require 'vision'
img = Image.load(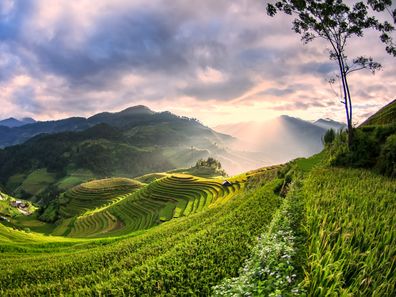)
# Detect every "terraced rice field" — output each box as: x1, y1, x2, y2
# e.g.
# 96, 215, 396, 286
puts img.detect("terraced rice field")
58, 177, 143, 218
62, 174, 245, 237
